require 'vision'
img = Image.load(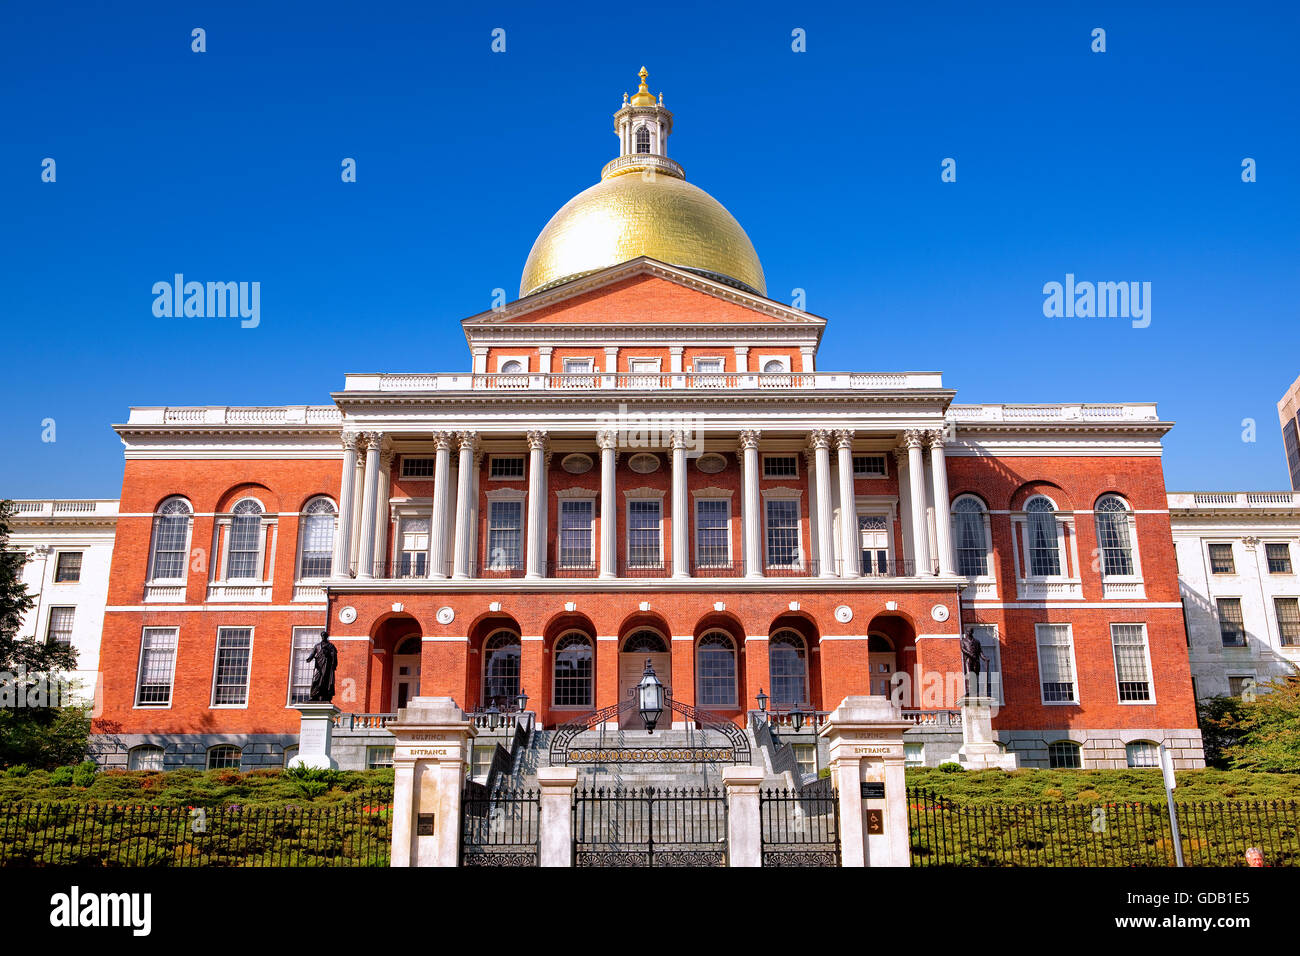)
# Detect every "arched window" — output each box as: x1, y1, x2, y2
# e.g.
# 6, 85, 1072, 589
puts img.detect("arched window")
483, 630, 521, 706
1024, 496, 1062, 576
1126, 740, 1159, 768
554, 633, 593, 707
500, 360, 523, 373
298, 497, 336, 579
149, 497, 192, 581
128, 745, 164, 771
769, 629, 809, 708
635, 125, 651, 153
226, 499, 264, 580
1047, 740, 1081, 769
206, 744, 242, 770
762, 359, 786, 373
697, 631, 737, 707
623, 630, 668, 653
1095, 495, 1135, 576
952, 495, 990, 577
